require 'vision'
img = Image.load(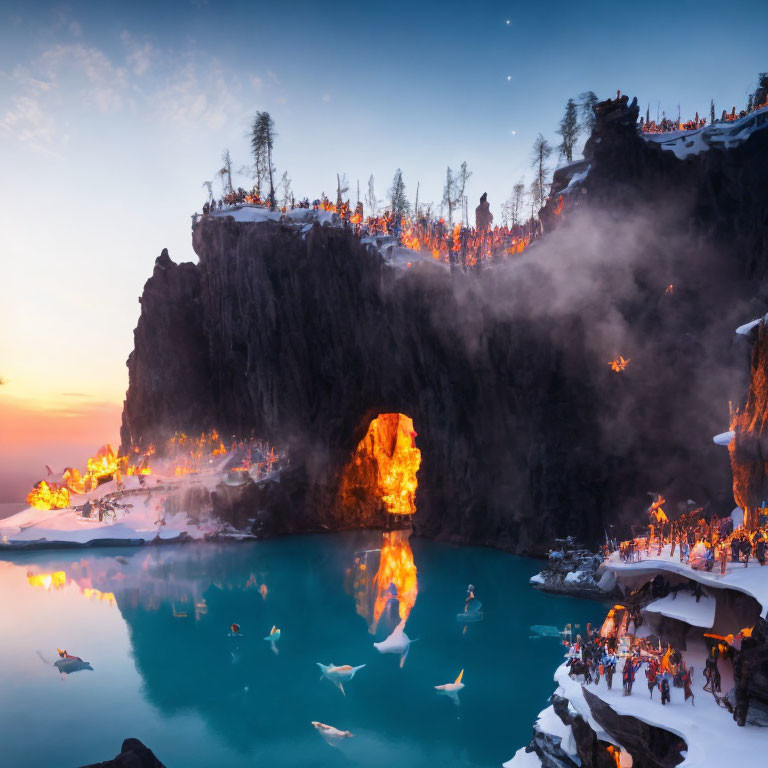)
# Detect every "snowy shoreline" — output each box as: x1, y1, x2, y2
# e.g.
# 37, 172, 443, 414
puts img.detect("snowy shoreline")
507, 546, 768, 768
